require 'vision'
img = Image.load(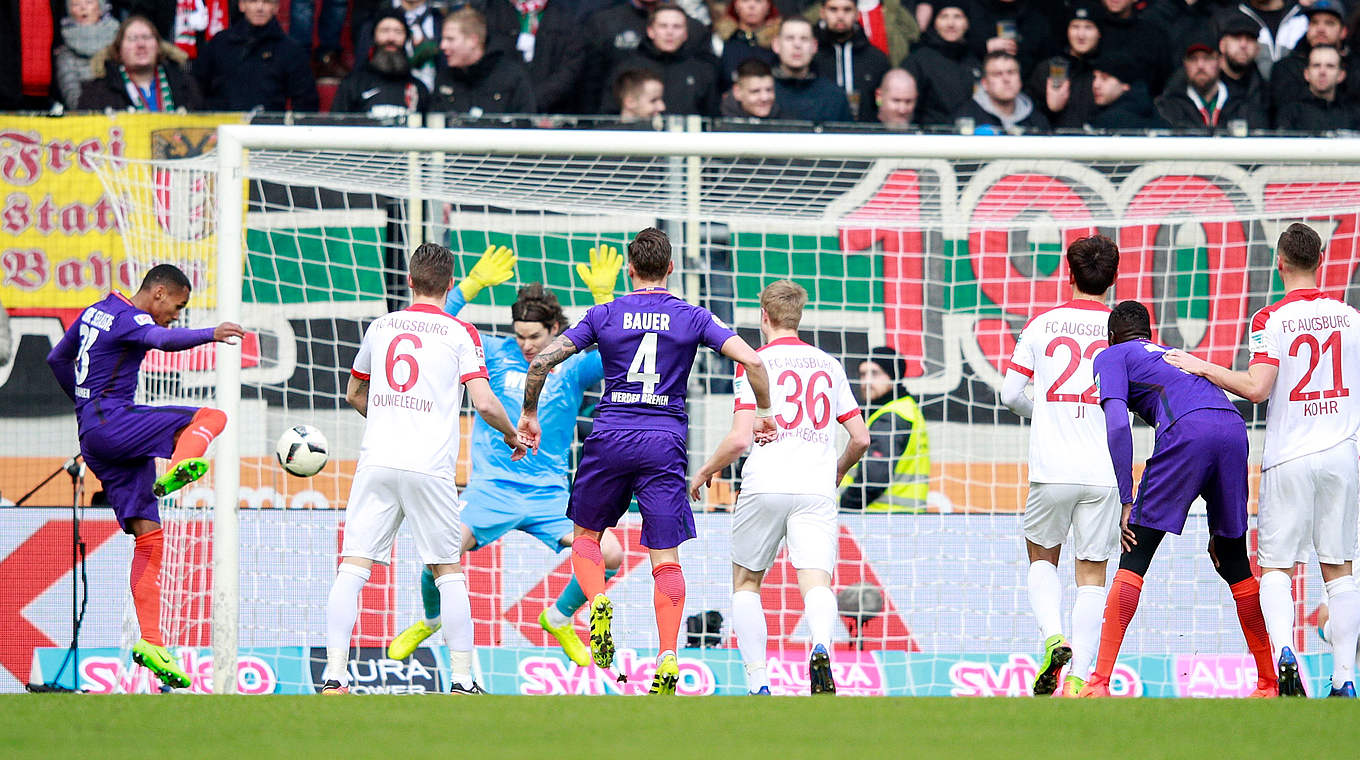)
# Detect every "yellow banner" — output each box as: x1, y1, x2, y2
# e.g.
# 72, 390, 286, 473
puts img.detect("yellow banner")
0, 112, 244, 309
